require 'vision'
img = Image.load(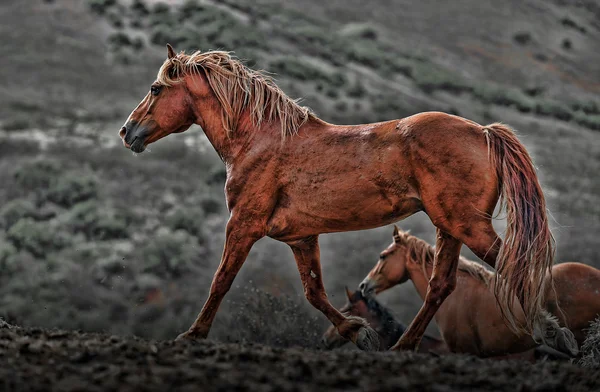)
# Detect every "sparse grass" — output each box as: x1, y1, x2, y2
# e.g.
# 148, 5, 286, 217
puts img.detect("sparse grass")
577, 317, 600, 368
